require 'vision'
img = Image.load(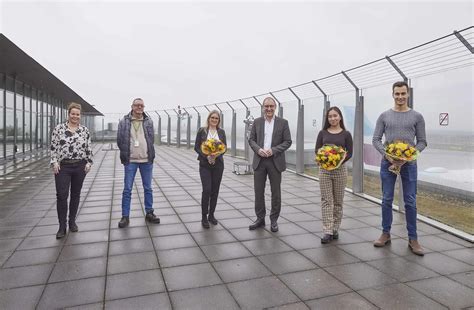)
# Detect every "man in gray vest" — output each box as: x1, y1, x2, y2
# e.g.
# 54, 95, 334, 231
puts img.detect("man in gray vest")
116, 98, 160, 228
248, 97, 292, 232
